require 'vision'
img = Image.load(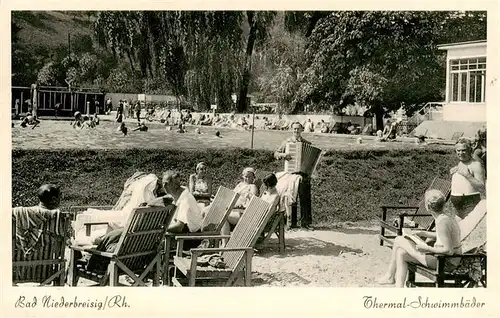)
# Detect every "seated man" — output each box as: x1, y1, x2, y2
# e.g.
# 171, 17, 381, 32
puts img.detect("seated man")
86, 170, 203, 272
13, 184, 62, 255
